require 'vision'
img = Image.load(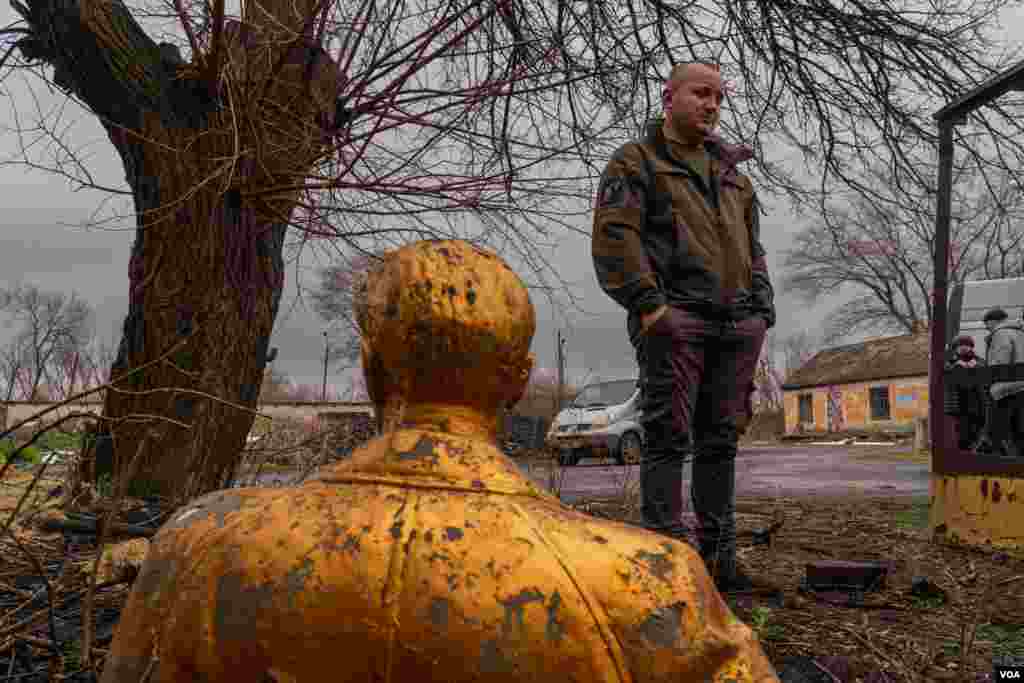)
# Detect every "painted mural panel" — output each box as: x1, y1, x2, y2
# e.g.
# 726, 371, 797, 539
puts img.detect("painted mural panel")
826, 385, 846, 432
844, 386, 869, 427
814, 392, 828, 432
786, 389, 802, 432
893, 385, 922, 422
783, 393, 798, 433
